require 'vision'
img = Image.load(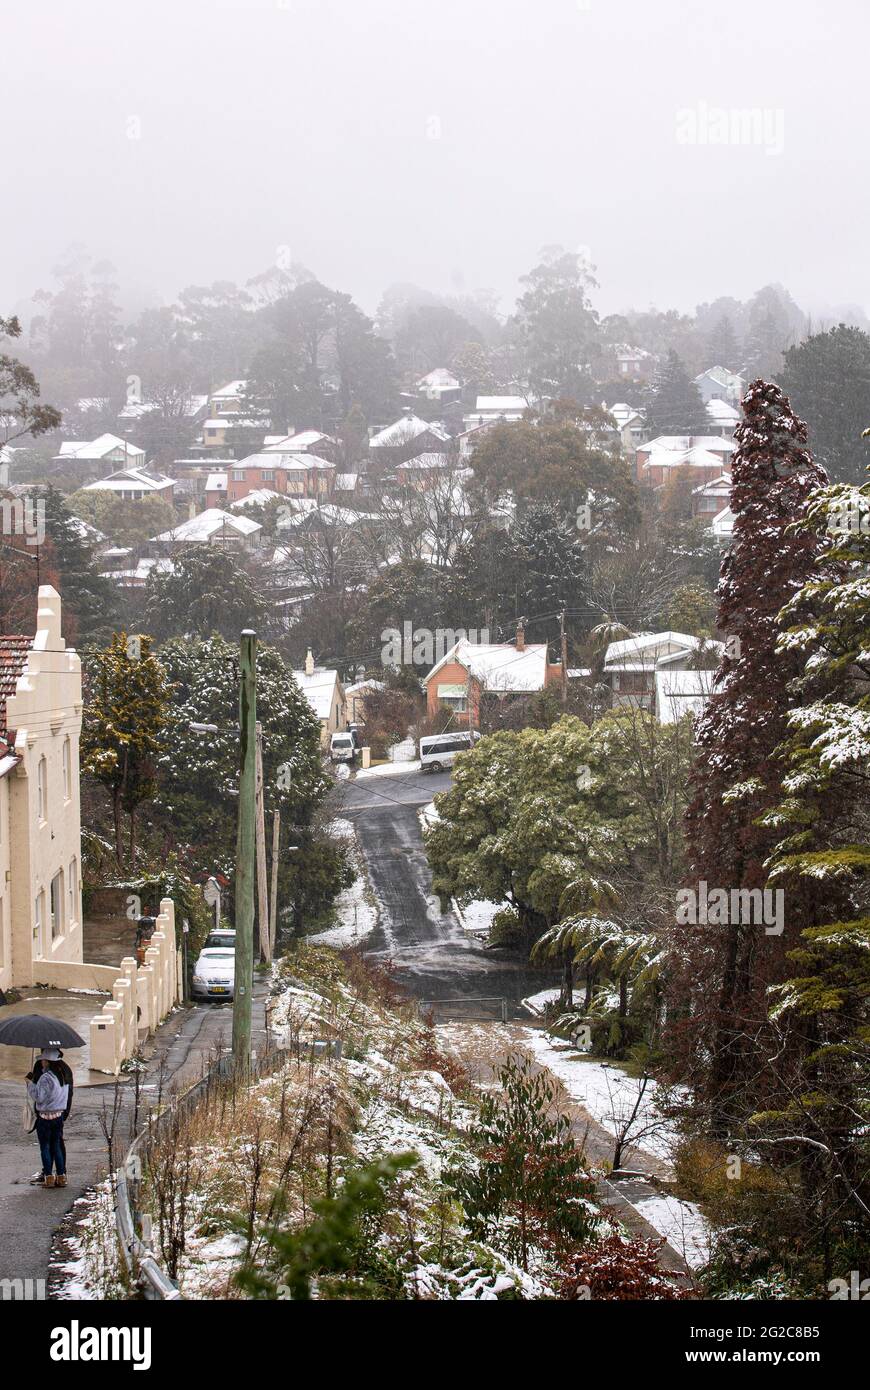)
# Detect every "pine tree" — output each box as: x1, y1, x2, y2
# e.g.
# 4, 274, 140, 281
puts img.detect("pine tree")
671, 381, 830, 1135
39, 486, 118, 643
758, 478, 870, 1268
645, 350, 709, 437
